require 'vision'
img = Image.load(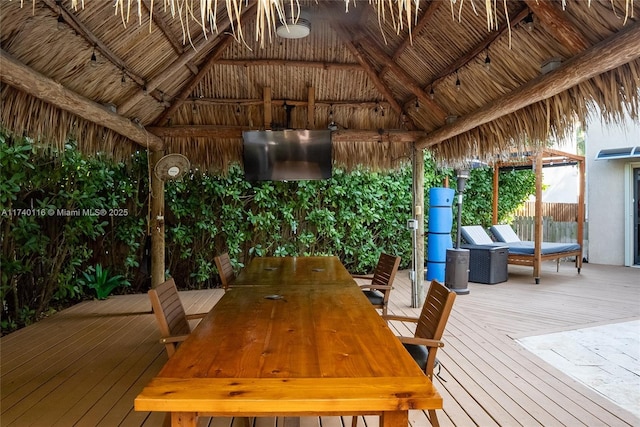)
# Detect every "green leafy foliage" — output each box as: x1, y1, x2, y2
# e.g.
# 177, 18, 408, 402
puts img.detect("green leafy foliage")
79, 264, 130, 300
1, 134, 147, 333
1, 132, 535, 334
